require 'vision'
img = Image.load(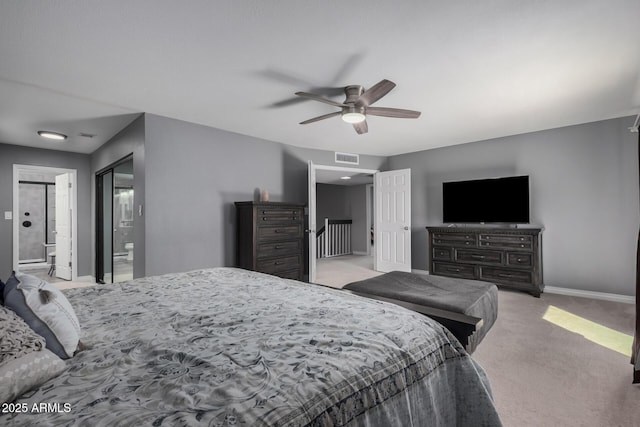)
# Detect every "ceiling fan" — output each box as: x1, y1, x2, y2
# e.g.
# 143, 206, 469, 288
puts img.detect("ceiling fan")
295, 79, 421, 134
